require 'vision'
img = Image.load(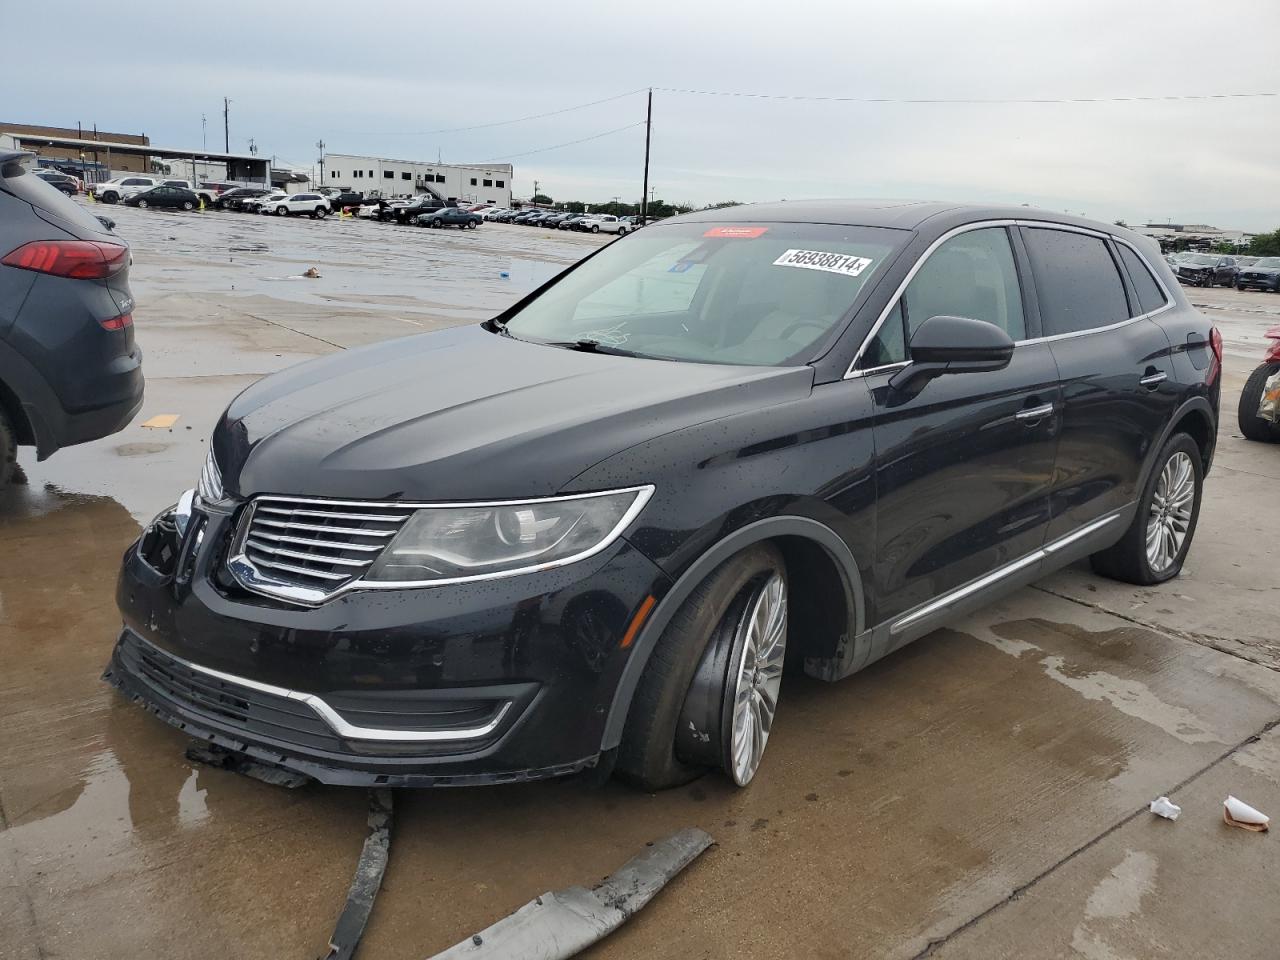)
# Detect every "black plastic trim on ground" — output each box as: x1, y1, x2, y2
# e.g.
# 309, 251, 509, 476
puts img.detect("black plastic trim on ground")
323, 789, 394, 960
